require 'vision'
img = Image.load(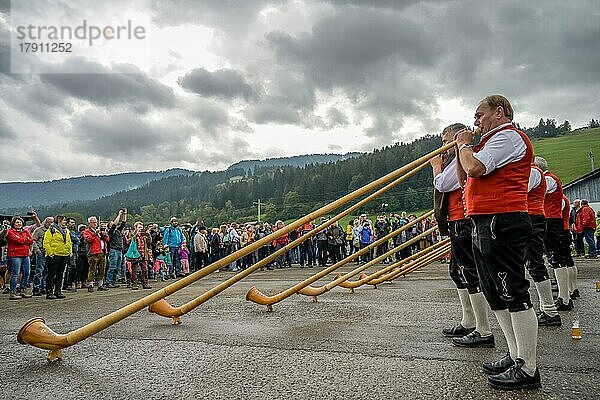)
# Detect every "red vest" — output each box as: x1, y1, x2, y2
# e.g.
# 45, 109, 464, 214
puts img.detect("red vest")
543, 171, 563, 219
527, 165, 546, 216
448, 189, 467, 221
561, 194, 570, 230
465, 125, 533, 216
